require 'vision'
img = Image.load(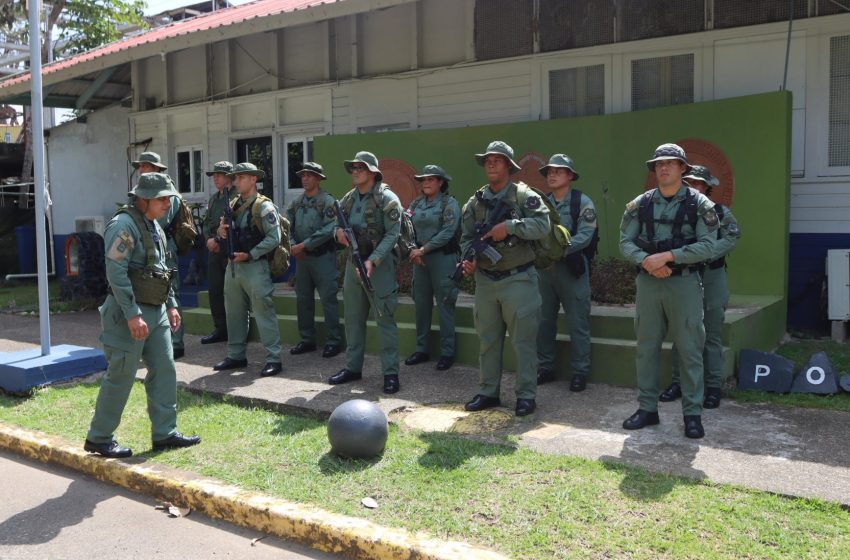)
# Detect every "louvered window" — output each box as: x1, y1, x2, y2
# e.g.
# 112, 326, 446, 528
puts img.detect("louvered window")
474, 0, 533, 61
829, 35, 850, 167
631, 54, 694, 111
549, 65, 605, 119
